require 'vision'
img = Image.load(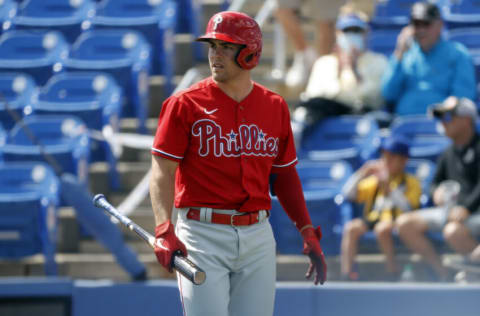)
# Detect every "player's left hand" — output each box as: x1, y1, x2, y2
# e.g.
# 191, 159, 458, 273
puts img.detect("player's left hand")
301, 226, 327, 285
